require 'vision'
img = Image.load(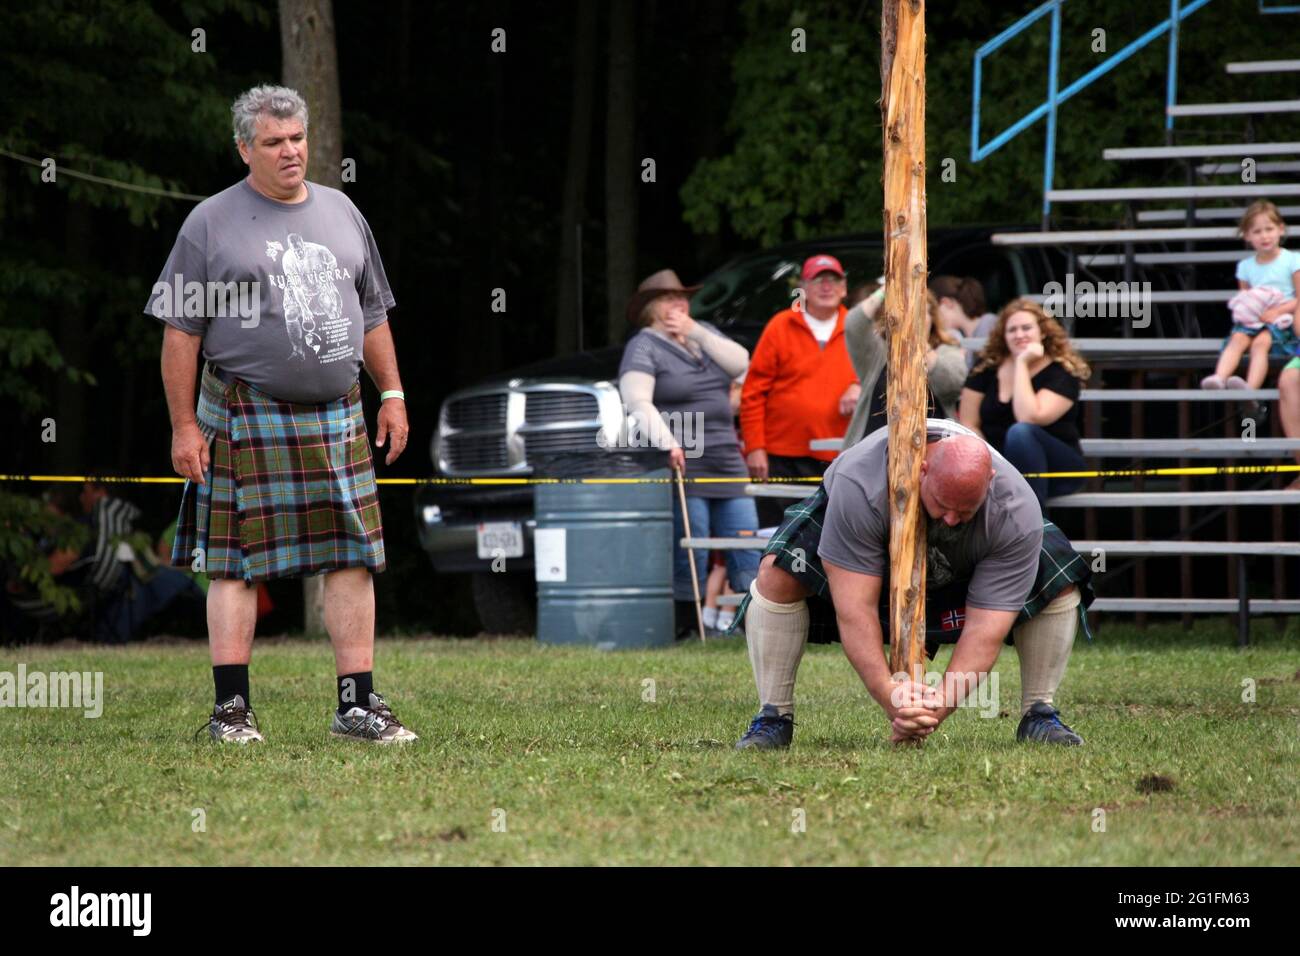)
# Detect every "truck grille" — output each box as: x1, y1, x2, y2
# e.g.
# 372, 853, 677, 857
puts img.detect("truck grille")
524, 427, 602, 457
438, 384, 614, 476
445, 393, 507, 430
525, 391, 599, 424
443, 434, 509, 471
